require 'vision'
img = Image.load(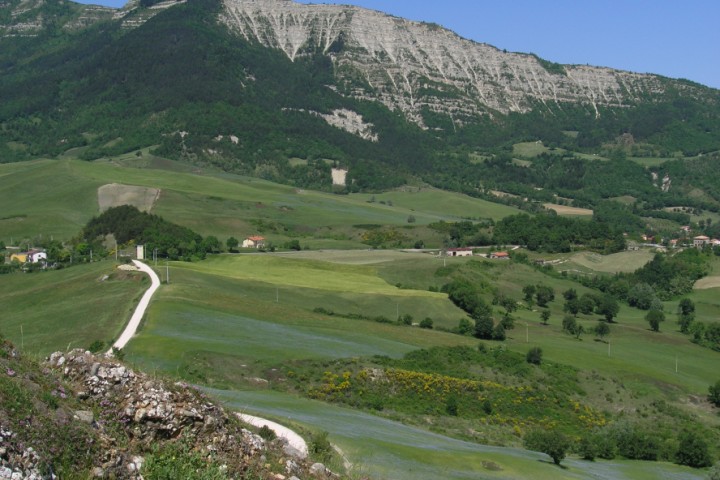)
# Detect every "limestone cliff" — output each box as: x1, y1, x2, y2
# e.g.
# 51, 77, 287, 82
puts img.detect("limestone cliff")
219, 0, 682, 126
